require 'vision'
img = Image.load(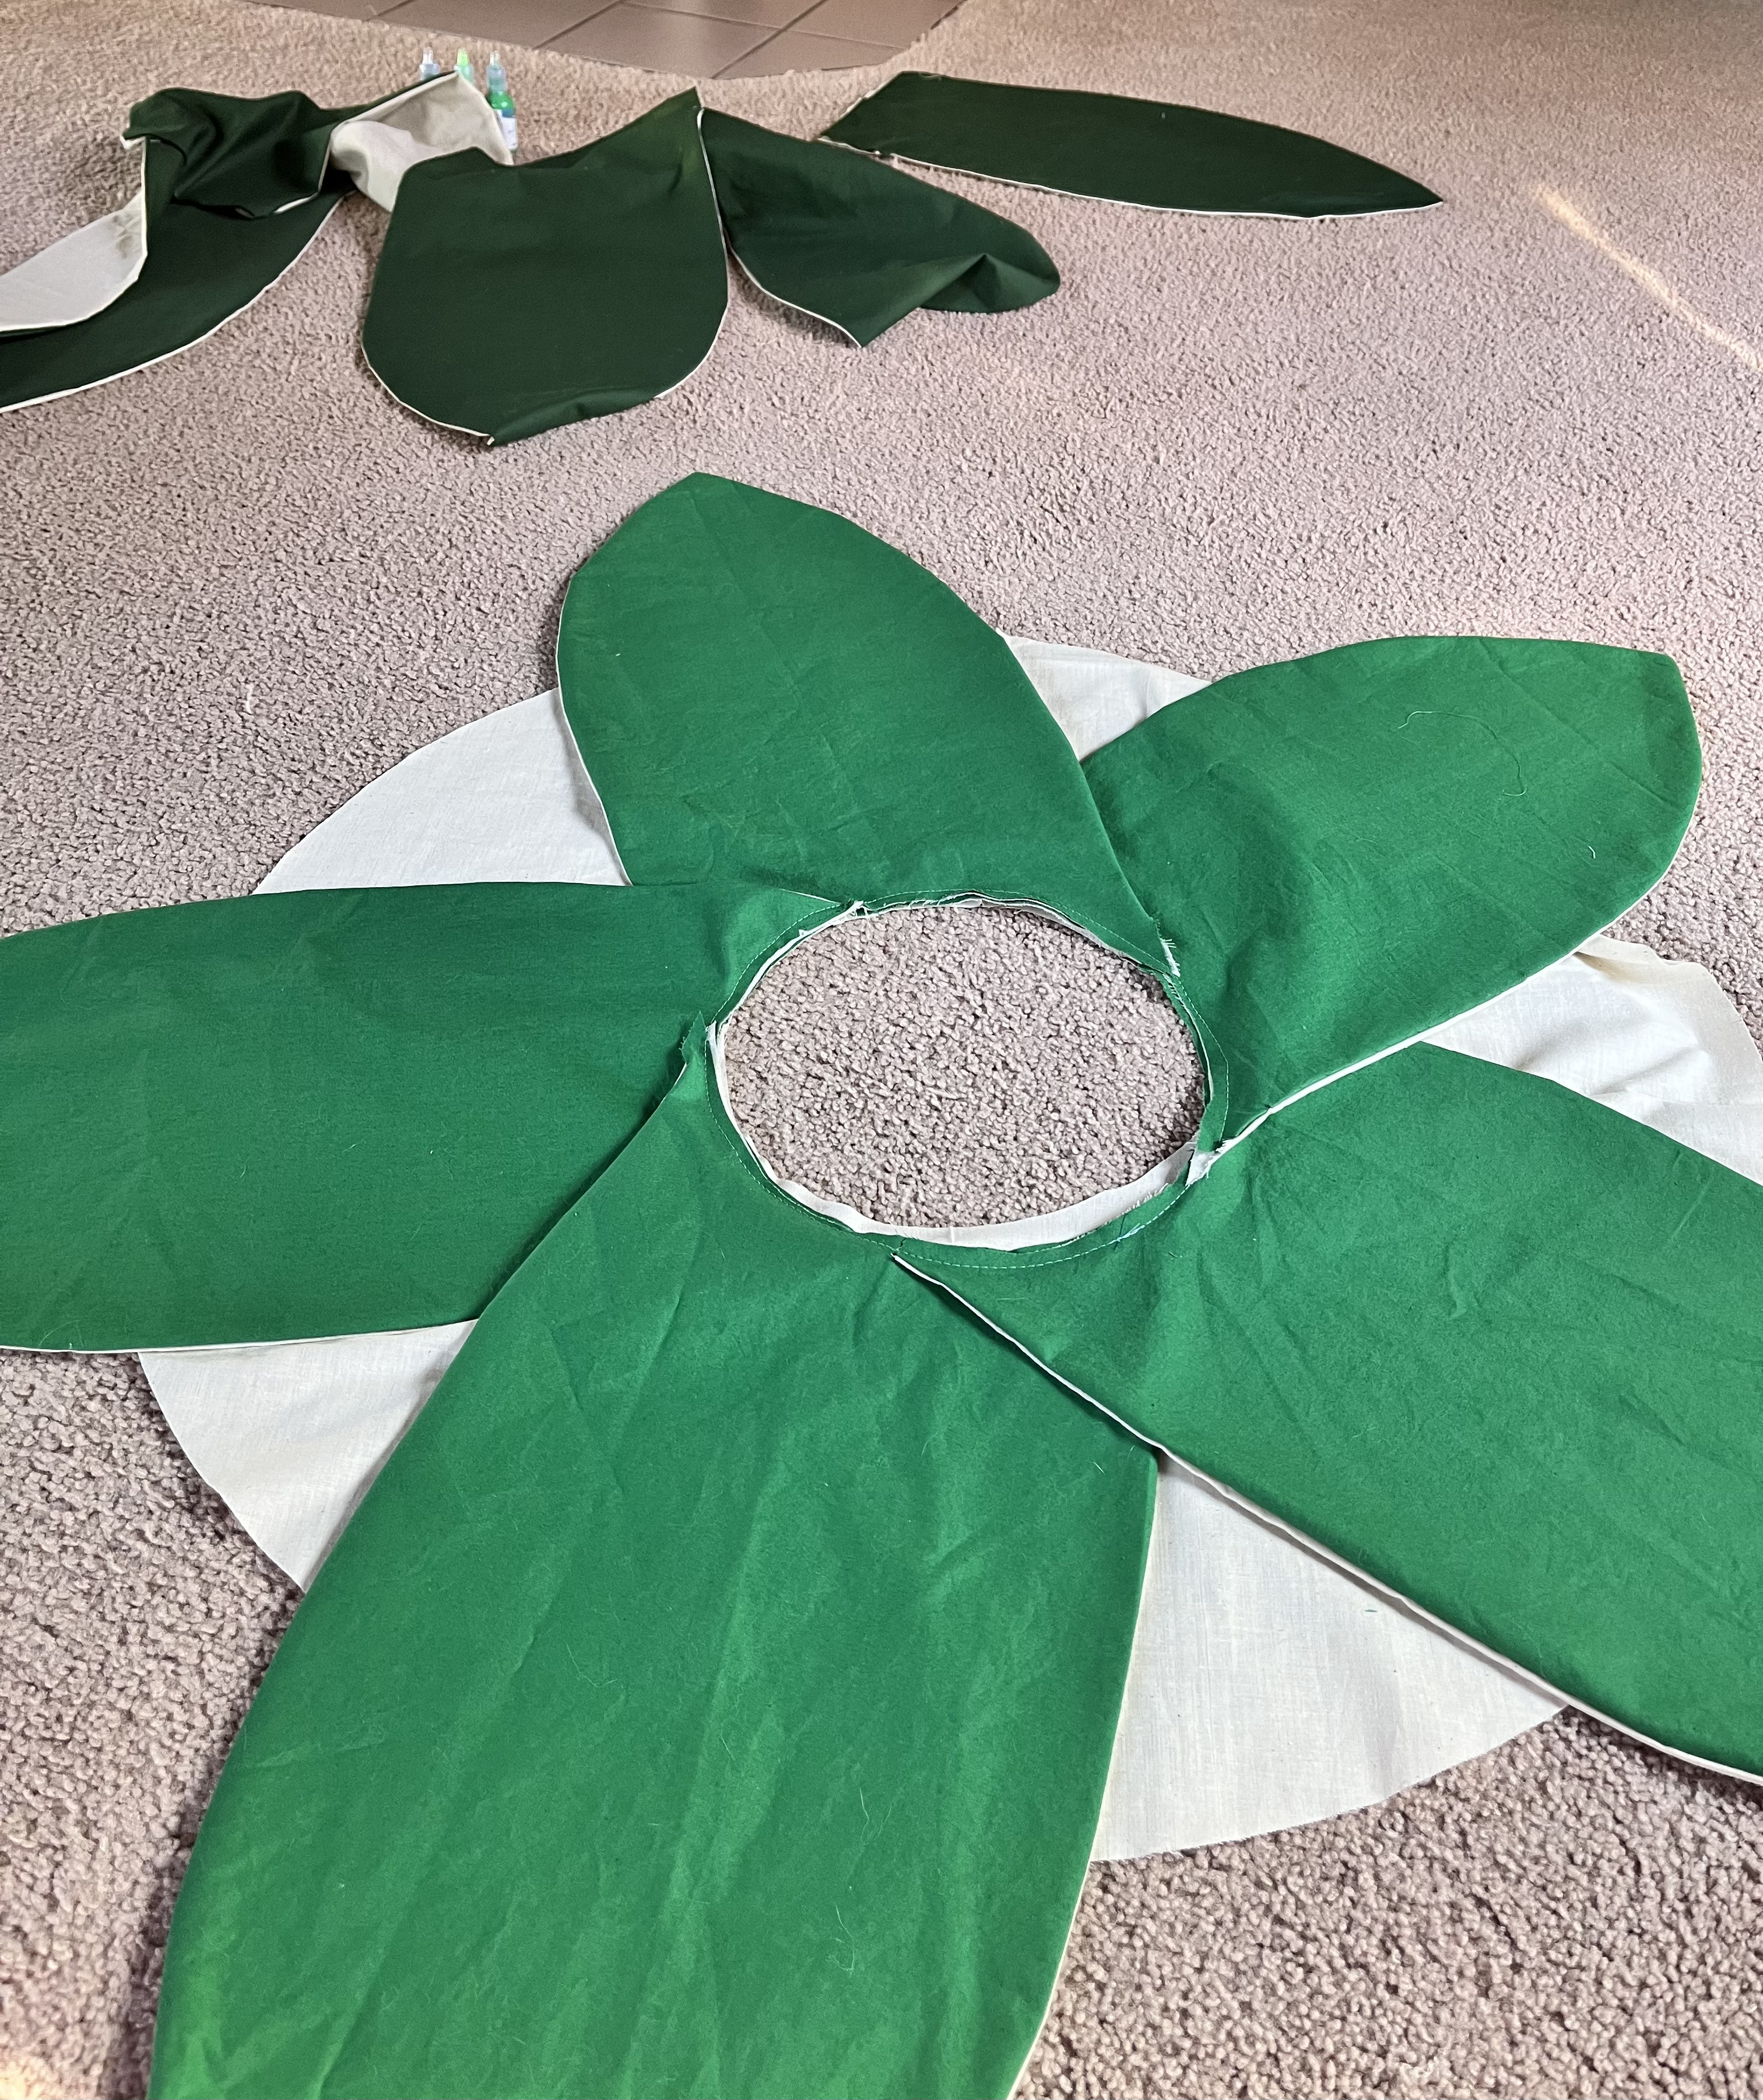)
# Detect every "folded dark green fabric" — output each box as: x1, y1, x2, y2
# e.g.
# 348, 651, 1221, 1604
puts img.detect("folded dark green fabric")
702, 107, 1055, 344
0, 85, 366, 413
